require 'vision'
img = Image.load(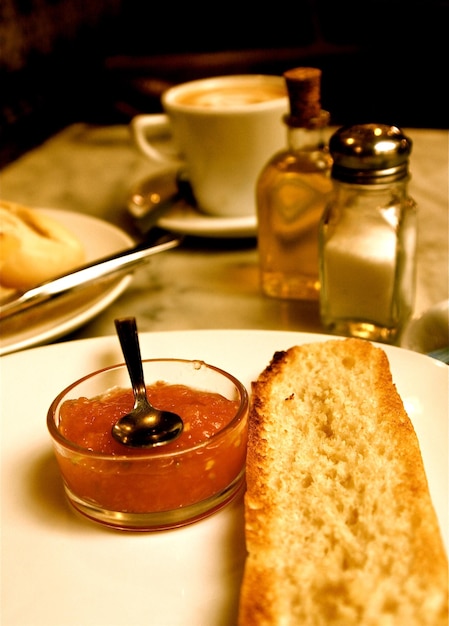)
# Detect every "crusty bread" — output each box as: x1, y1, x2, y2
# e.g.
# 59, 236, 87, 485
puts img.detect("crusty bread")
238, 338, 448, 626
0, 199, 85, 294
